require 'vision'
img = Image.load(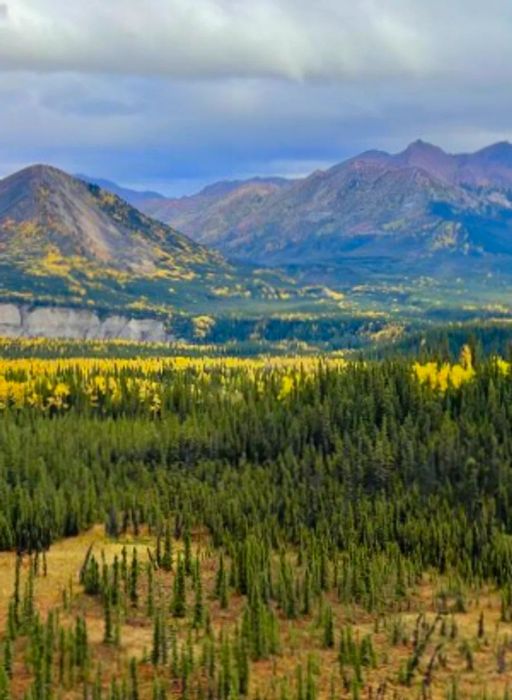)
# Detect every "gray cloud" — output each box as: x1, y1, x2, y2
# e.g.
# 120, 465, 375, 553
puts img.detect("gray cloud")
0, 0, 510, 82
1, 70, 511, 194
0, 1, 511, 193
